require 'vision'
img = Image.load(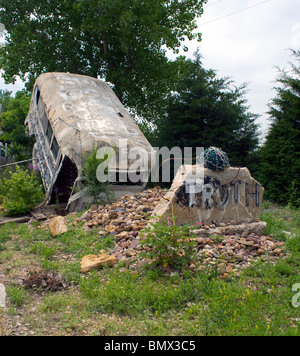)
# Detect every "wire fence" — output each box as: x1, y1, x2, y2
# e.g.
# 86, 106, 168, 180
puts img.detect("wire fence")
0, 140, 34, 171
